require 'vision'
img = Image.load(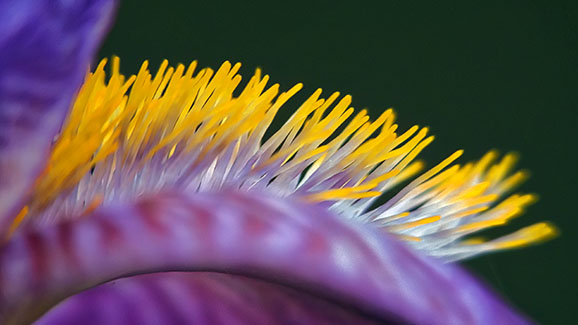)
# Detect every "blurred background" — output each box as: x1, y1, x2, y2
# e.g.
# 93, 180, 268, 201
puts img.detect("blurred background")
99, 1, 577, 323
